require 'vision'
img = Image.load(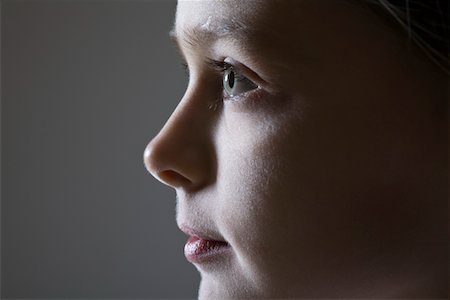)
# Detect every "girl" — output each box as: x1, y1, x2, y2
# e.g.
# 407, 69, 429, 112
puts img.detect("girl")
144, 0, 448, 298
